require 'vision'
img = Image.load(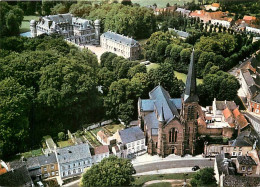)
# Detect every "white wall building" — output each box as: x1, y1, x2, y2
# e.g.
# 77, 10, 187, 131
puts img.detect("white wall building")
55, 143, 92, 179
92, 145, 110, 164
211, 19, 231, 28
100, 31, 141, 60
246, 27, 260, 34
